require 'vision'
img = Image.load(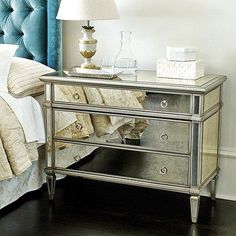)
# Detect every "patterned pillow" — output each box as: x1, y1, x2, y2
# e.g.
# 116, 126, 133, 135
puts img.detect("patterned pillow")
8, 57, 55, 97
0, 44, 18, 92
